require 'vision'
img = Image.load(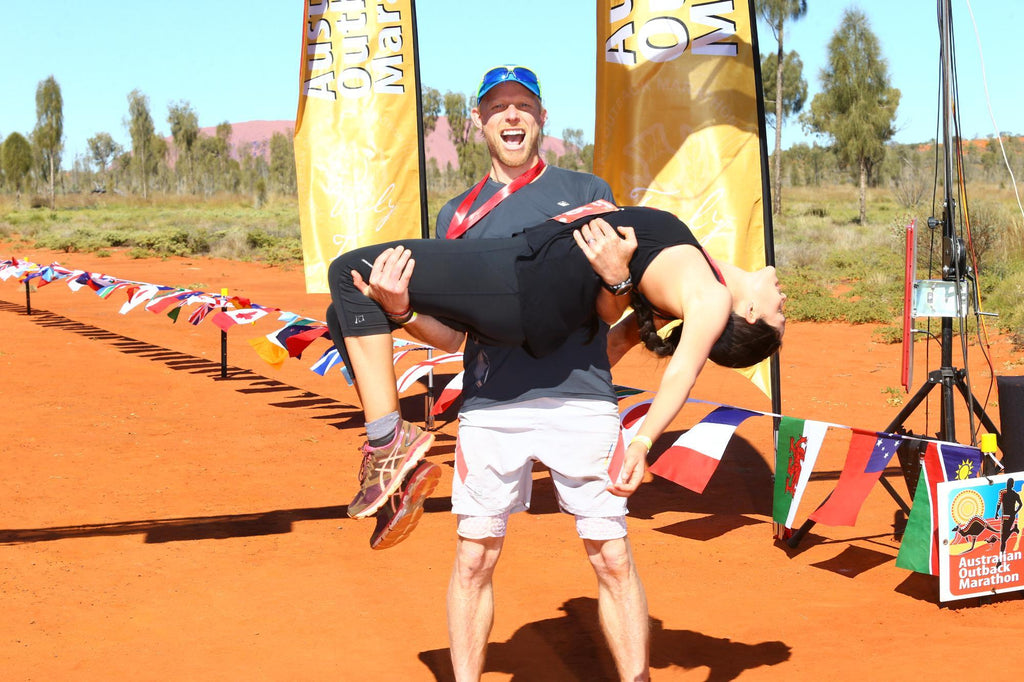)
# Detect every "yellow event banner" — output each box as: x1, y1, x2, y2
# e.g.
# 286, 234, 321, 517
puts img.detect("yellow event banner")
594, 0, 774, 396
295, 0, 425, 294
